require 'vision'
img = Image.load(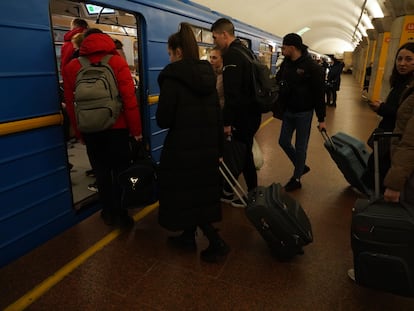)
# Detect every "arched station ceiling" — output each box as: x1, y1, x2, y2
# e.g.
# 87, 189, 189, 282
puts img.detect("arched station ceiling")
191, 0, 387, 56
